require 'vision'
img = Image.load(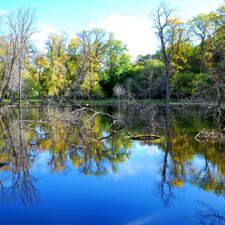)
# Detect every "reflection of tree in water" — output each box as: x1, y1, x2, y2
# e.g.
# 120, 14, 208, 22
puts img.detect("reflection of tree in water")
189, 156, 225, 197
0, 107, 132, 179
158, 149, 175, 206
0, 109, 38, 204
0, 105, 224, 205
68, 104, 225, 205
117, 103, 163, 133
69, 140, 130, 175
153, 106, 225, 205
157, 107, 176, 206
196, 201, 225, 225
38, 109, 132, 175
